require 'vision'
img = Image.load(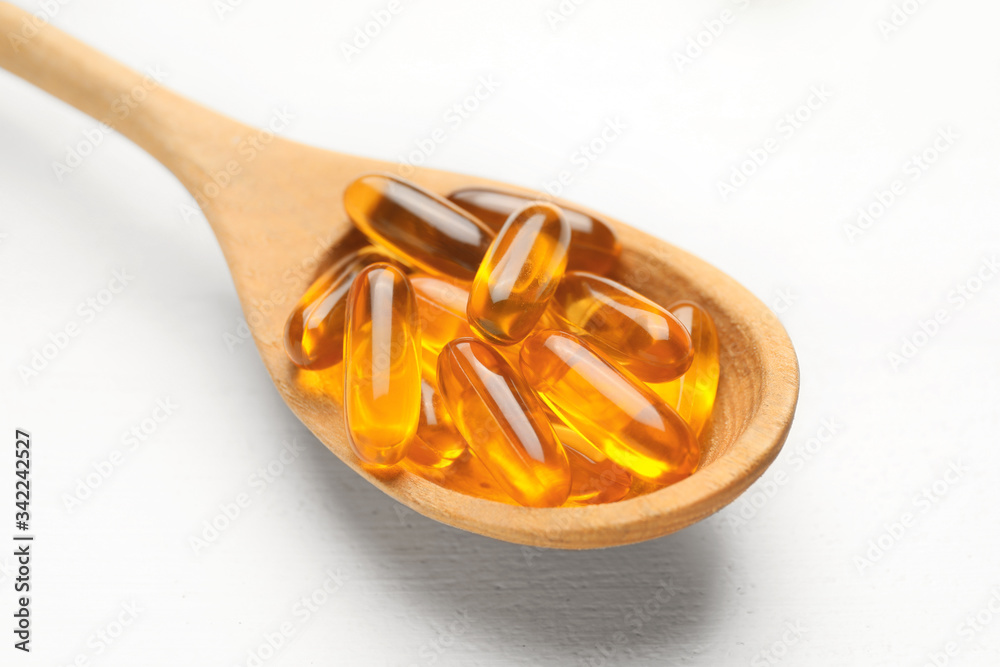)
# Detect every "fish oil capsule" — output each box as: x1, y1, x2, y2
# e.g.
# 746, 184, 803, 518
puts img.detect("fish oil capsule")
410, 274, 476, 356
555, 426, 631, 506
437, 338, 571, 507
343, 264, 422, 466
411, 272, 543, 372
344, 174, 495, 281
448, 187, 621, 274
410, 274, 530, 382
650, 301, 719, 436
467, 203, 571, 346
550, 271, 694, 383
404, 447, 517, 505
406, 377, 468, 469
520, 330, 699, 484
284, 247, 400, 370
